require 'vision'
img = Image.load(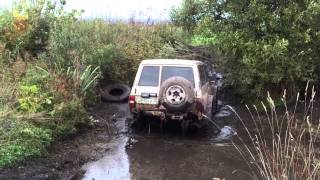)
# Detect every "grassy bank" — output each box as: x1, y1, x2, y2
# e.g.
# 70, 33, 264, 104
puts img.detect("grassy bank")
0, 0, 185, 167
